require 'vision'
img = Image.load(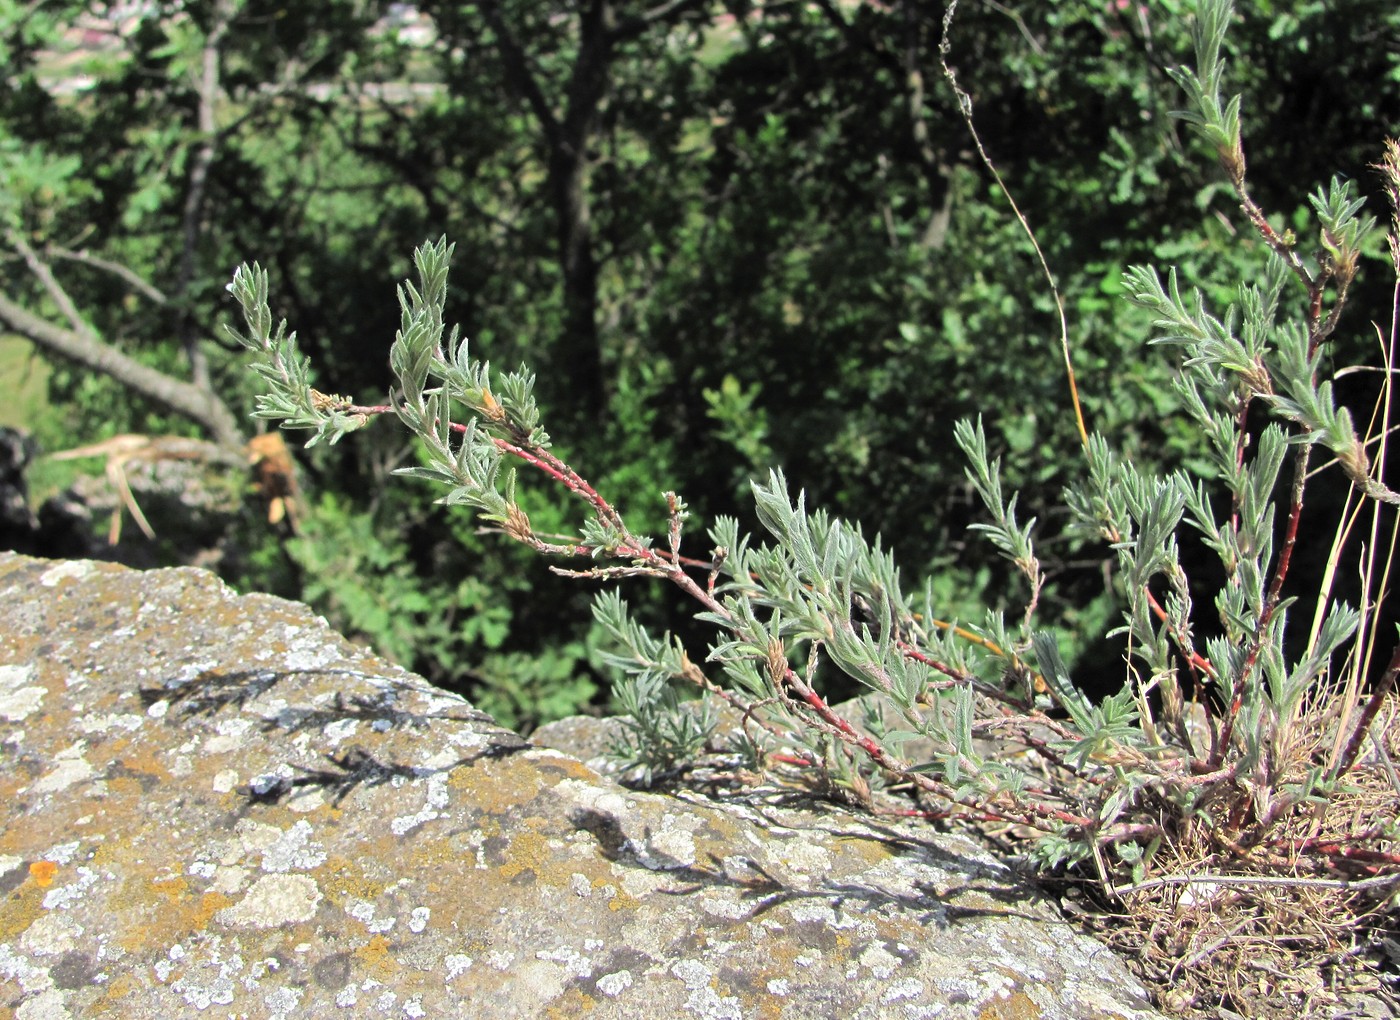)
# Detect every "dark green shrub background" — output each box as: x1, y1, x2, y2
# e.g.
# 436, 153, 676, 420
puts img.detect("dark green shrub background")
4, 1, 1397, 727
